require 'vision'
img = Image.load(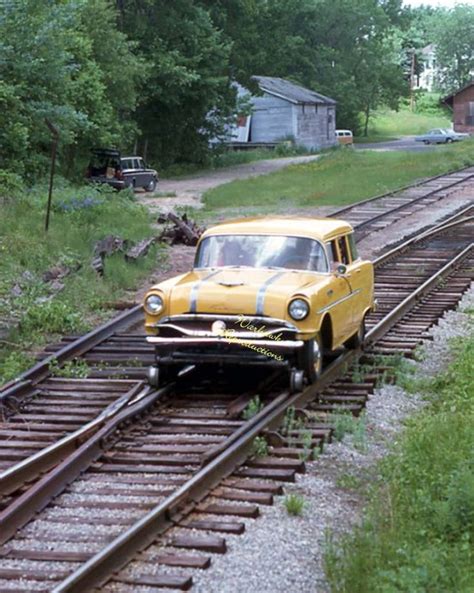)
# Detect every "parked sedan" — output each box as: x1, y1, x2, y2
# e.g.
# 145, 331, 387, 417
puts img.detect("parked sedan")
143, 217, 375, 392
414, 128, 469, 144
